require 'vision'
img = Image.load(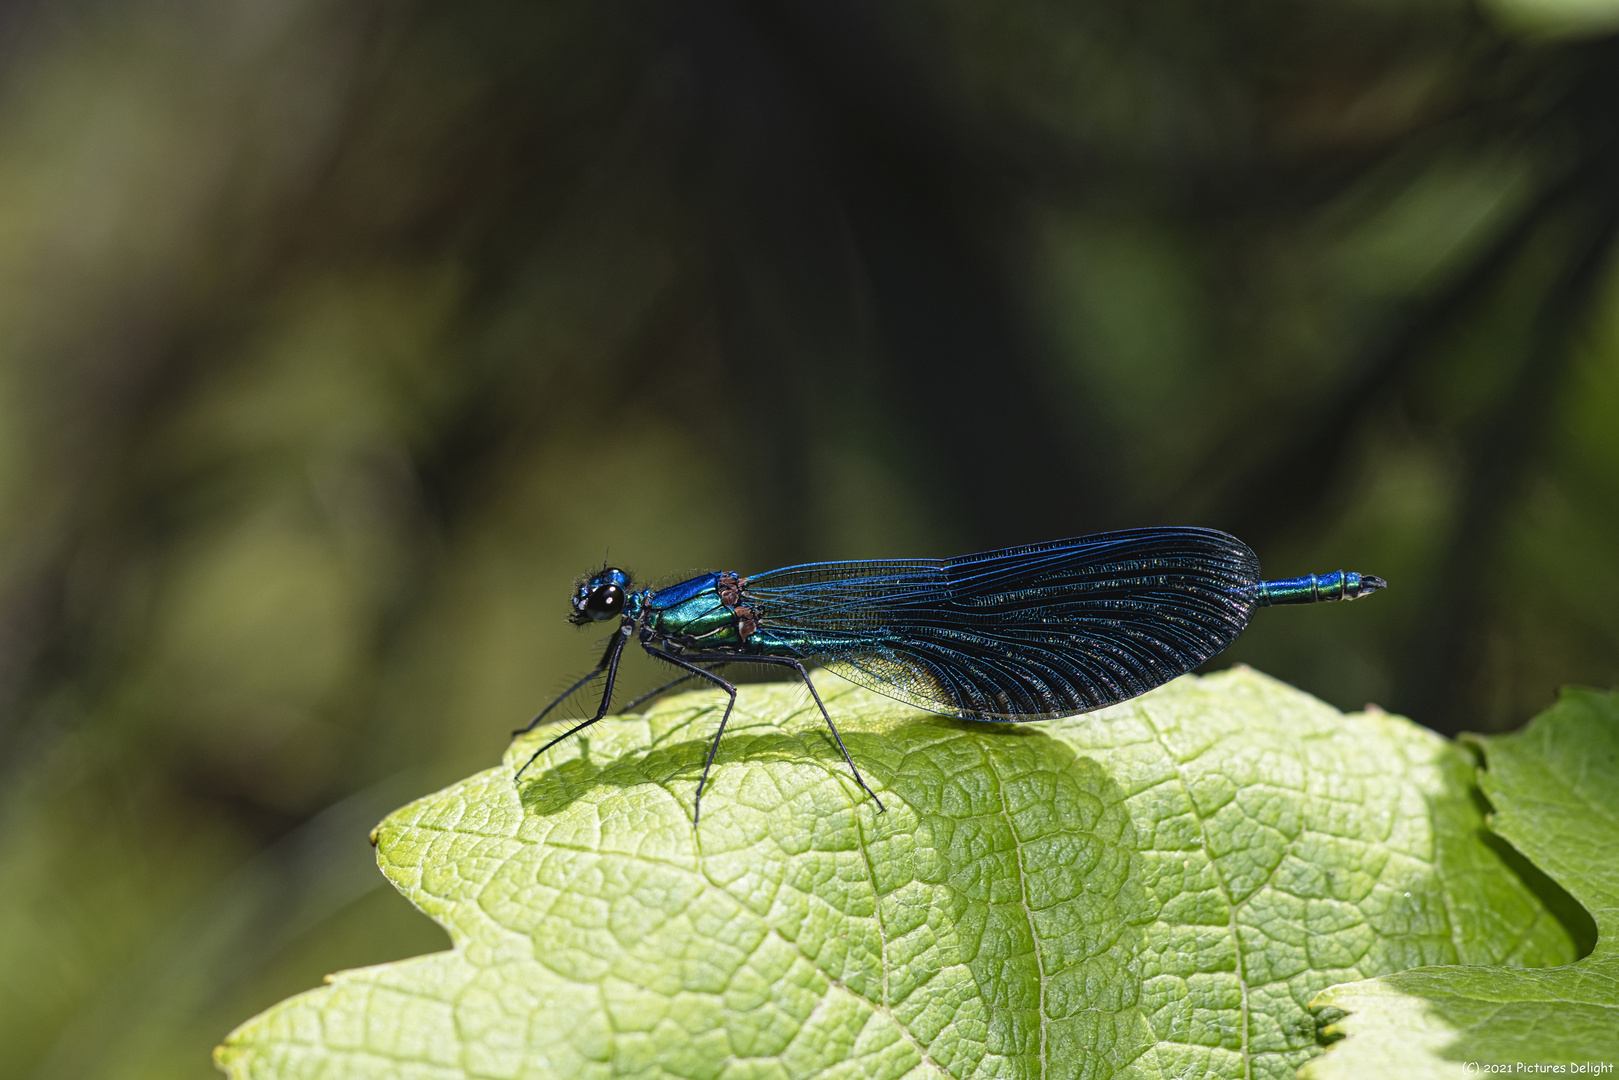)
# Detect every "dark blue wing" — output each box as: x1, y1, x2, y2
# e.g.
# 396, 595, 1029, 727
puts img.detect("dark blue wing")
743, 527, 1263, 721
